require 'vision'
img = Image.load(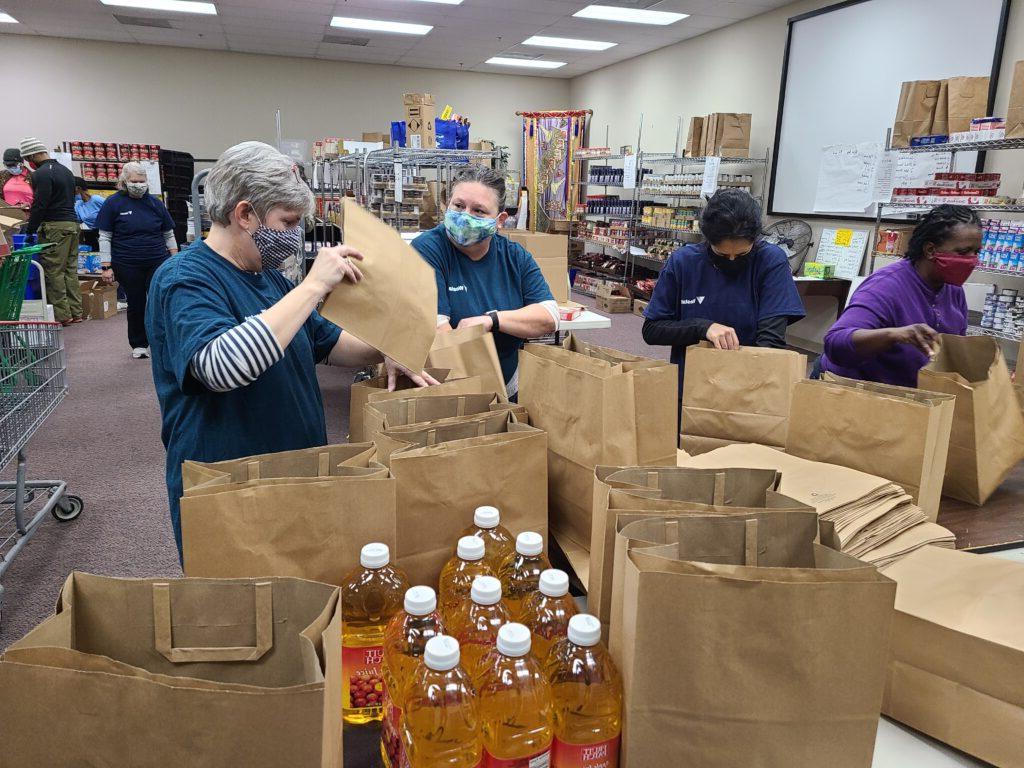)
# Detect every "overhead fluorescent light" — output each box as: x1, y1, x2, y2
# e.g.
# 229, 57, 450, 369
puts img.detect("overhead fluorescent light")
0, 11, 18, 23
99, 0, 217, 15
405, 0, 464, 4
331, 16, 432, 35
573, 4, 688, 25
486, 57, 566, 70
523, 35, 616, 51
